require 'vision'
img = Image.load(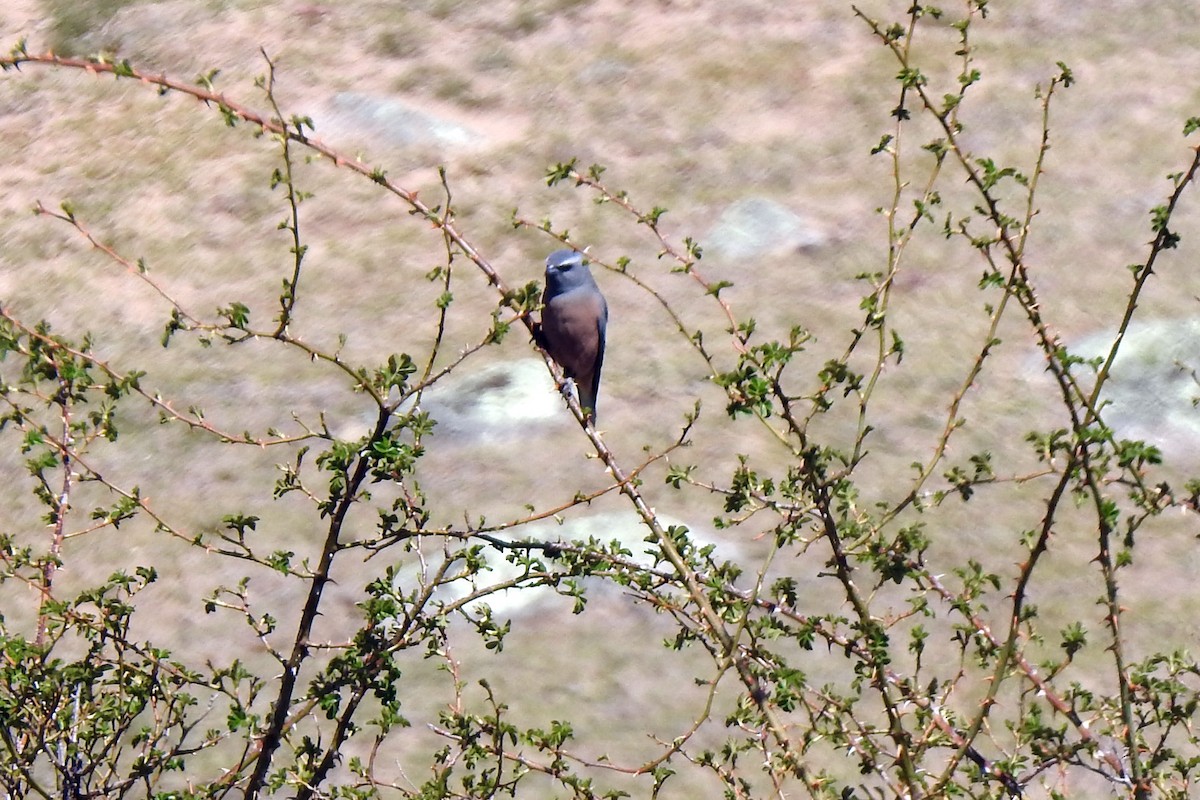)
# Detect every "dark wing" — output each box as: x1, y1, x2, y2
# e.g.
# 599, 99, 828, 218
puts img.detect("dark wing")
582, 295, 608, 420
